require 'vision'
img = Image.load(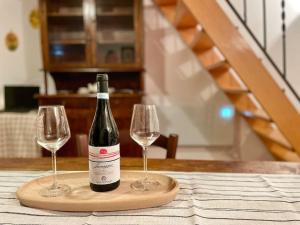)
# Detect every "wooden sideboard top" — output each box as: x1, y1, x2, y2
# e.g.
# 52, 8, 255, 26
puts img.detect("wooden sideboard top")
37, 93, 143, 99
